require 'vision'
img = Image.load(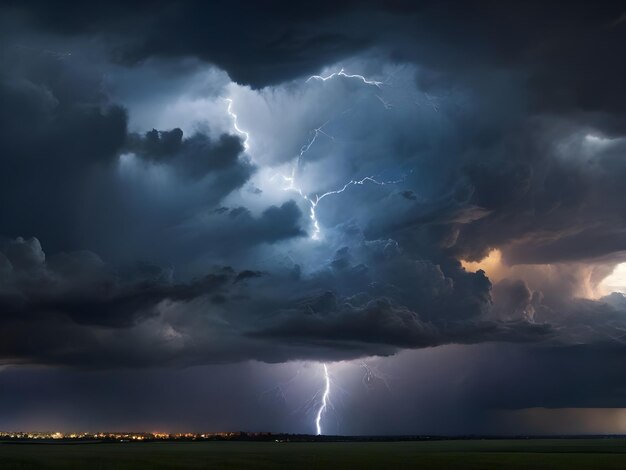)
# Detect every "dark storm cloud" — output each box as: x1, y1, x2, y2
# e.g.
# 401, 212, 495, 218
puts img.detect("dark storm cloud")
491, 279, 537, 322
0, 235, 551, 367
177, 201, 306, 257
0, 237, 233, 328
4, 0, 368, 87
243, 242, 554, 358
0, 43, 264, 266
253, 292, 551, 351
0, 236, 268, 366
1, 0, 626, 376
4, 1, 626, 266
234, 269, 263, 283
126, 128, 247, 180
5, 0, 626, 126
4, 1, 626, 436
447, 124, 626, 265
0, 46, 127, 252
